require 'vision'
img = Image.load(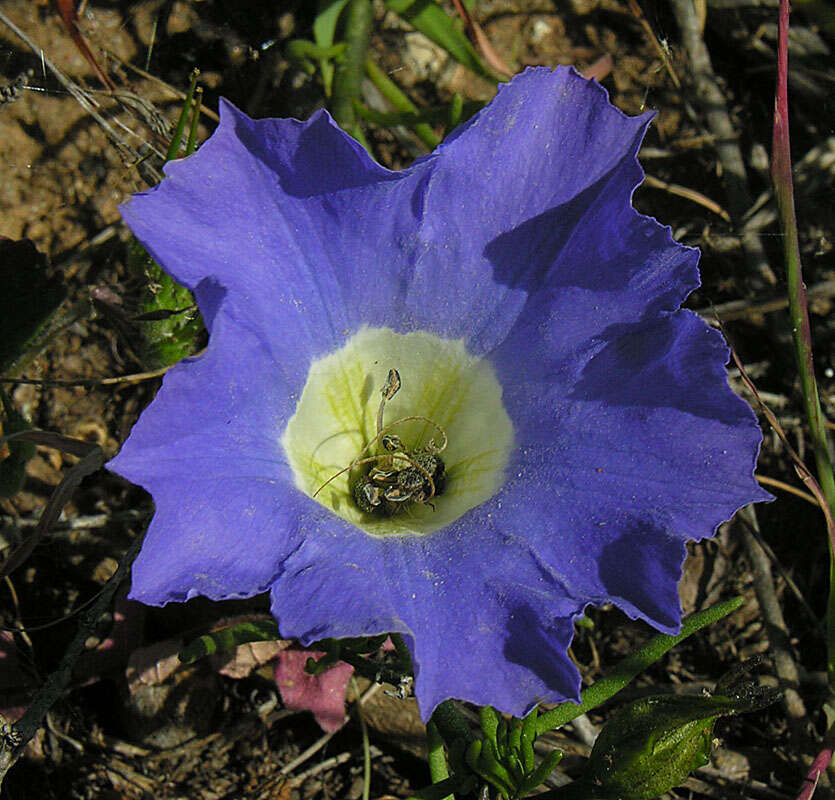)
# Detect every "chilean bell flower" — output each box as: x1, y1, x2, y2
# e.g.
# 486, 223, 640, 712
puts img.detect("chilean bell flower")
109, 66, 769, 720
